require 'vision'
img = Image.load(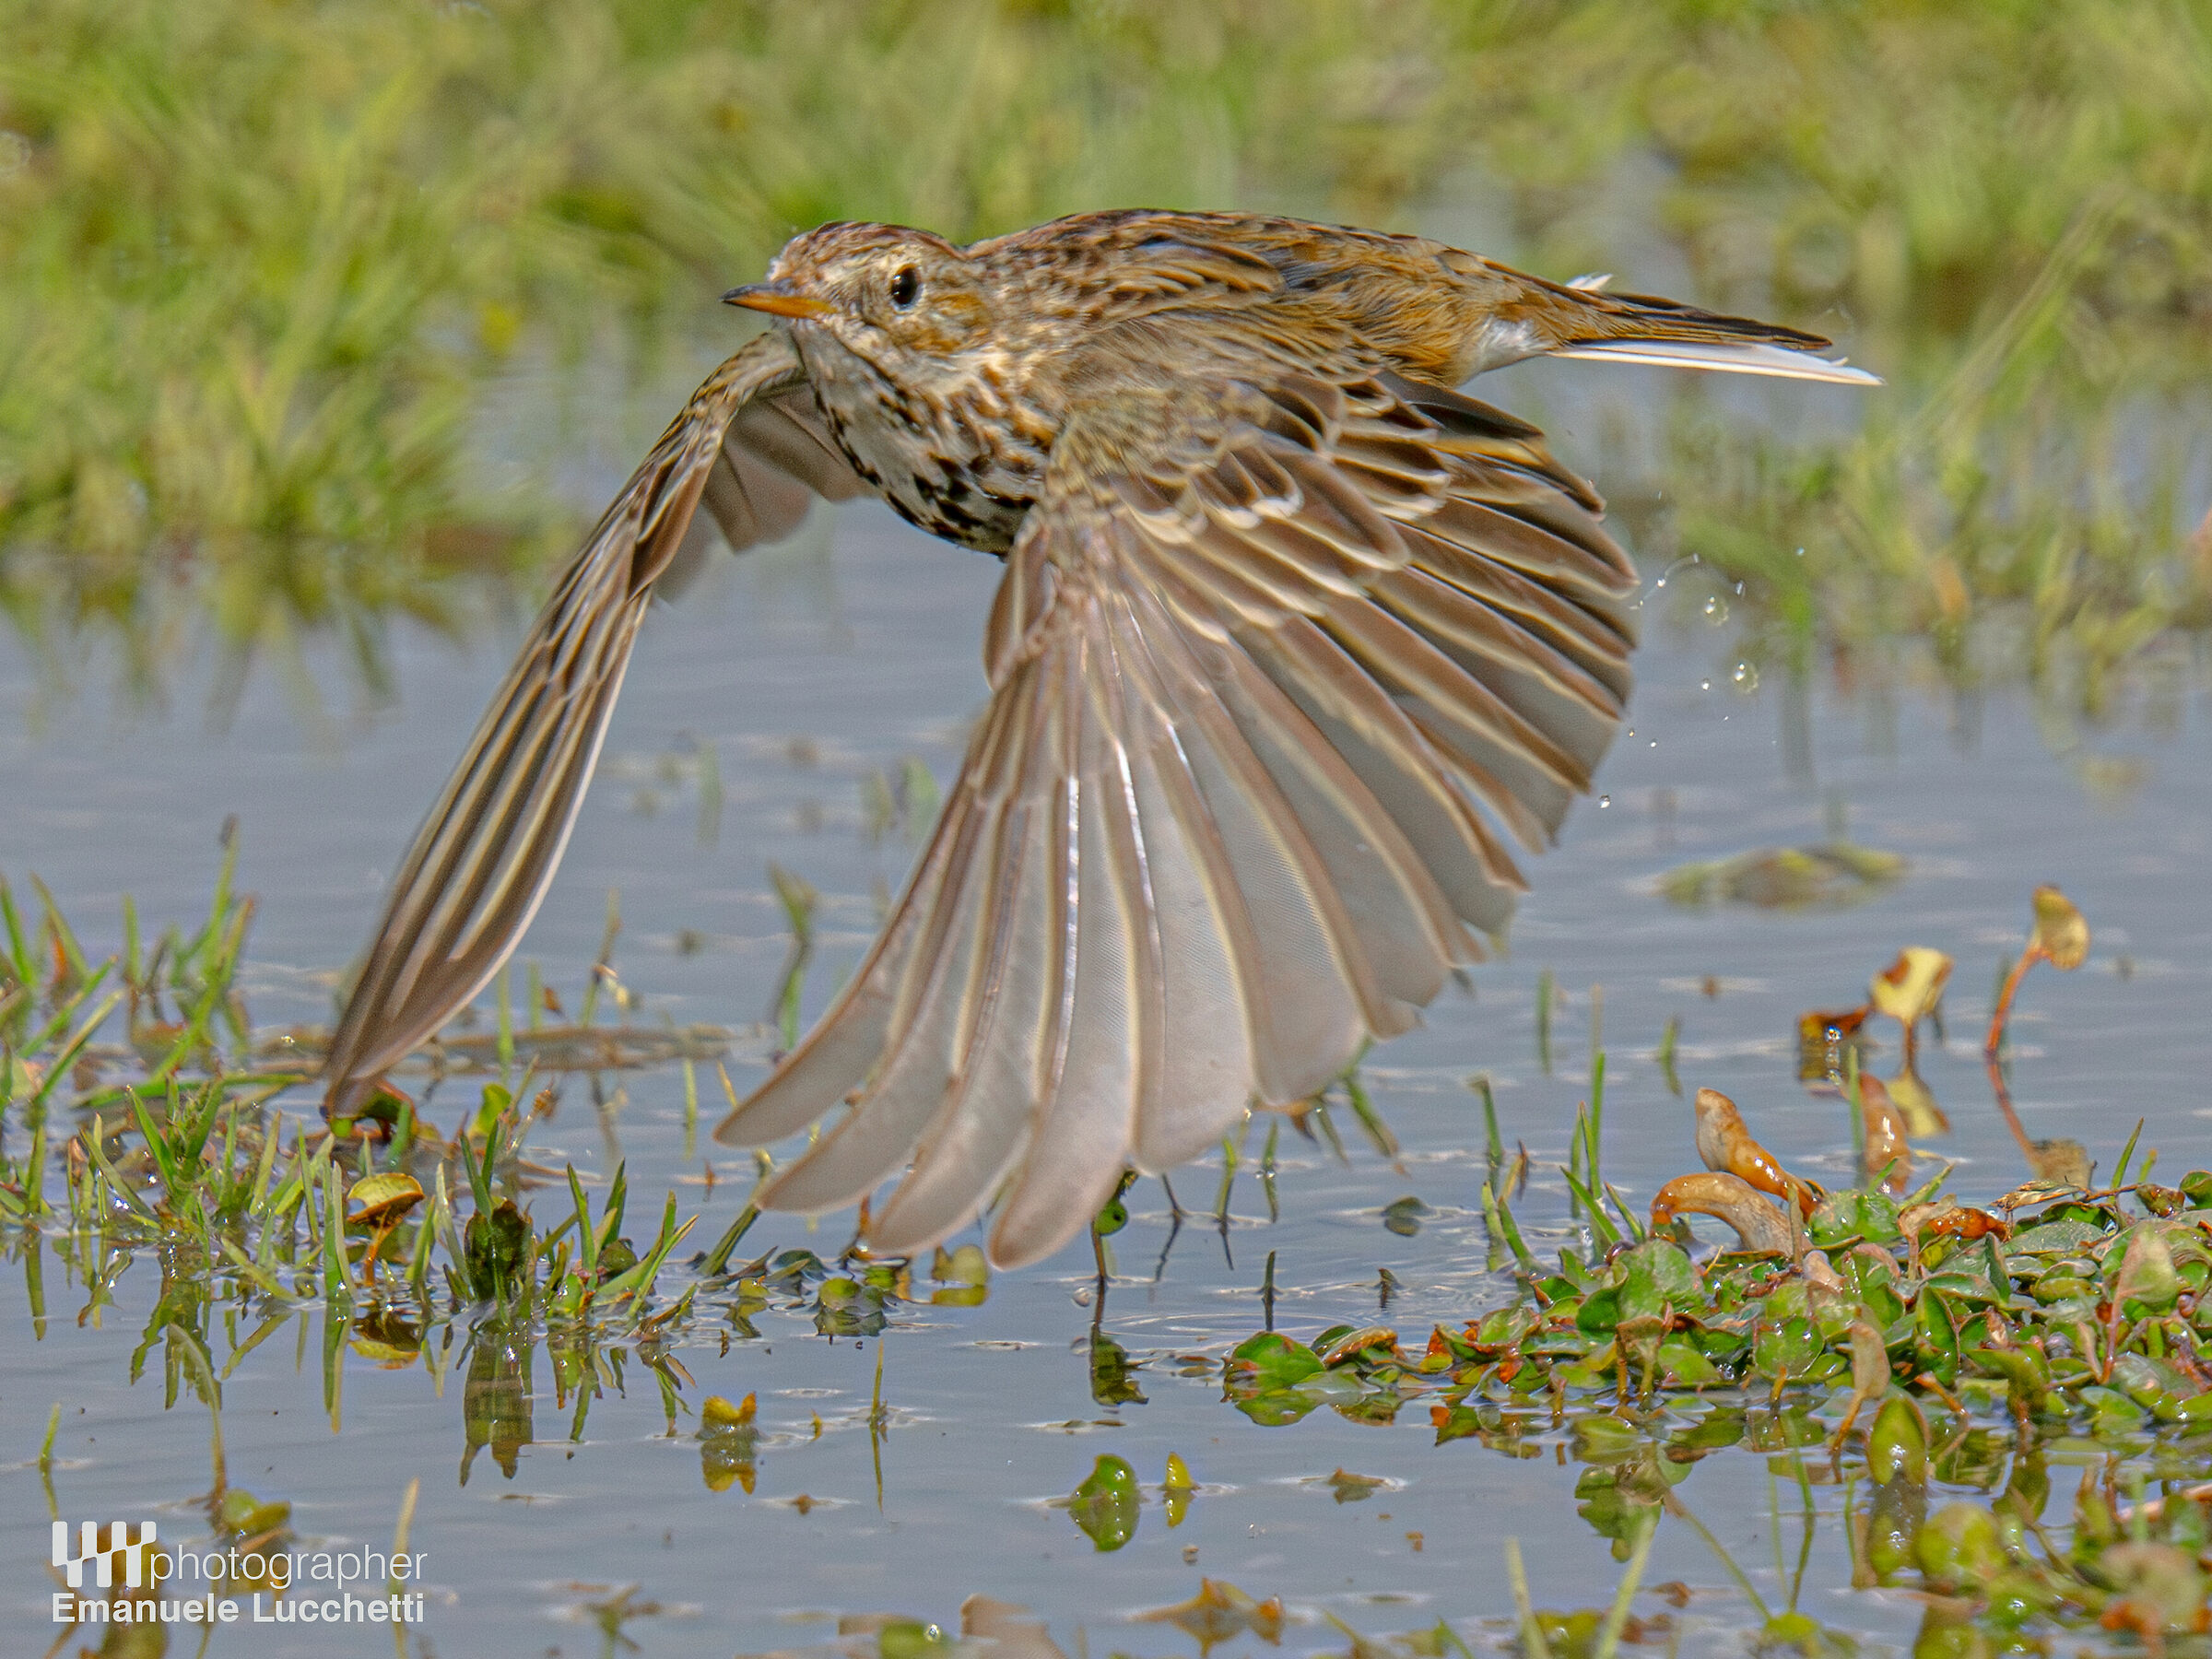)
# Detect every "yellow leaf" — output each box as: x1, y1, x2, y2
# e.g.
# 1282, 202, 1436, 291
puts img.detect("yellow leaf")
930, 1242, 989, 1287
701, 1392, 756, 1430
346, 1172, 424, 1230
1868, 946, 1952, 1025
348, 1335, 420, 1367
2030, 886, 2089, 970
